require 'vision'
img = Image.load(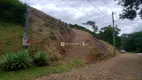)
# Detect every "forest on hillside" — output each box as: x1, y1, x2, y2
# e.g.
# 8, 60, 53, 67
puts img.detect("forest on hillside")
0, 0, 27, 24
70, 24, 142, 53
